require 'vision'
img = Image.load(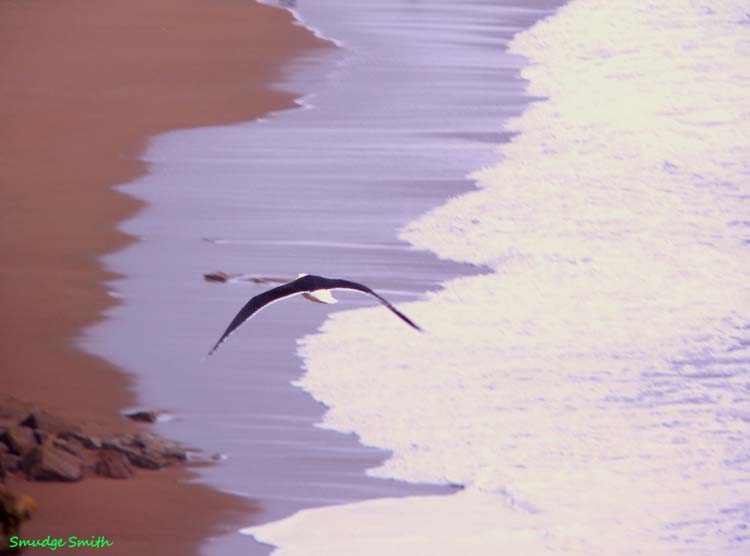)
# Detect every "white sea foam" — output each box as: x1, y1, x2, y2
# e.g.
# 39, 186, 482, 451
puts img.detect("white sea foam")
245, 0, 750, 553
